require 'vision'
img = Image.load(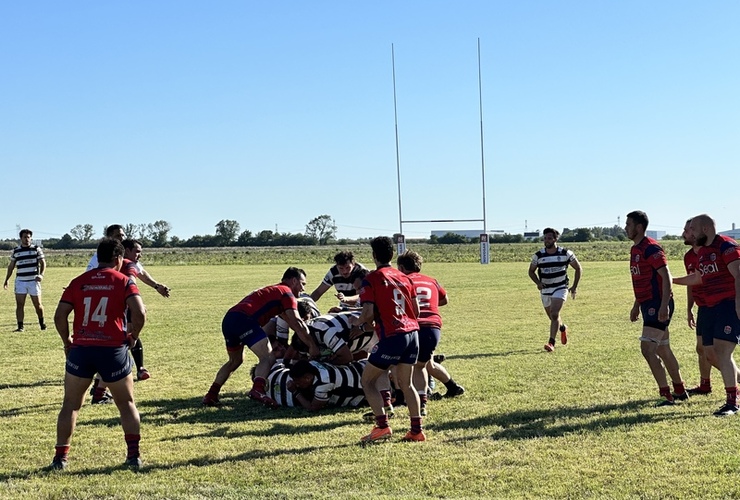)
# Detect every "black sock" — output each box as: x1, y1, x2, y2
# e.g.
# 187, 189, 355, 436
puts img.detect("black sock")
444, 379, 458, 391
131, 339, 144, 371
17, 322, 23, 330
